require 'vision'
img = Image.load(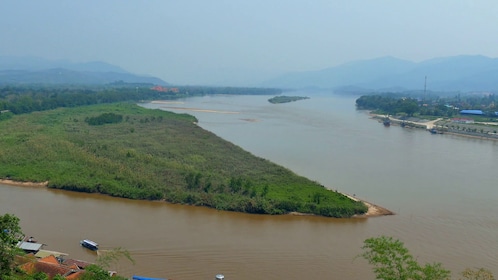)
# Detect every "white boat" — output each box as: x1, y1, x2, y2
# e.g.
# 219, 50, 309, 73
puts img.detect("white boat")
80, 239, 99, 251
